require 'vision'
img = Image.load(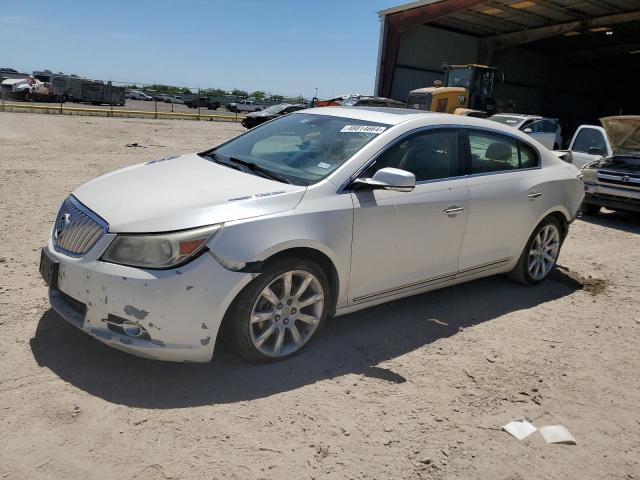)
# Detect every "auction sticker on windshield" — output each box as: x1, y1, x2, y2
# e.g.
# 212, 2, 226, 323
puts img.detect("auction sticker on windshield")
340, 125, 387, 134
